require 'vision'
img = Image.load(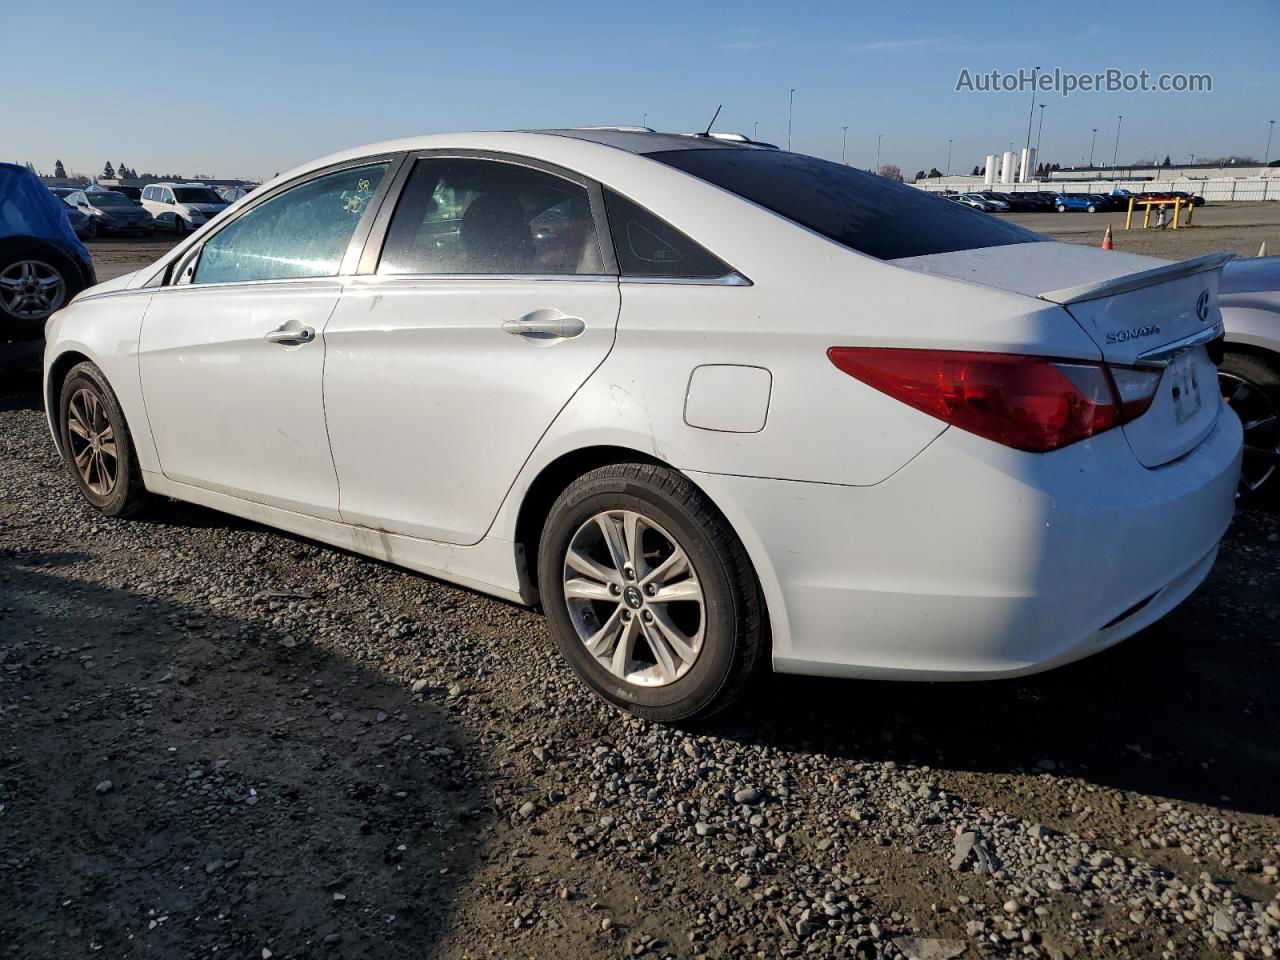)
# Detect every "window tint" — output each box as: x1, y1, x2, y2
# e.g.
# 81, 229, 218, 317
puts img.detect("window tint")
378, 158, 606, 276
647, 148, 1045, 261
193, 163, 388, 285
602, 190, 733, 278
